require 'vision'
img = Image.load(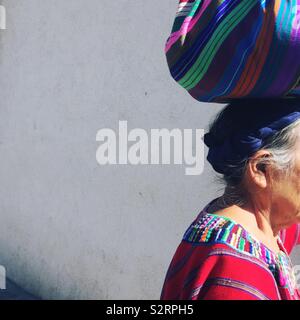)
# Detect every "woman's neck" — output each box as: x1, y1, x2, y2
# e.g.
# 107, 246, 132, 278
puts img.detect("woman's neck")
207, 196, 282, 254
